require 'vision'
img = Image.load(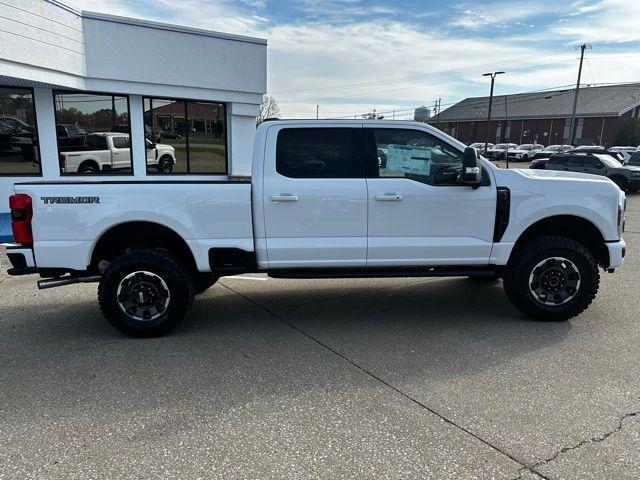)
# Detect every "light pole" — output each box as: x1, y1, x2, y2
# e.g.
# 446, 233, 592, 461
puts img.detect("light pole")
482, 71, 505, 158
